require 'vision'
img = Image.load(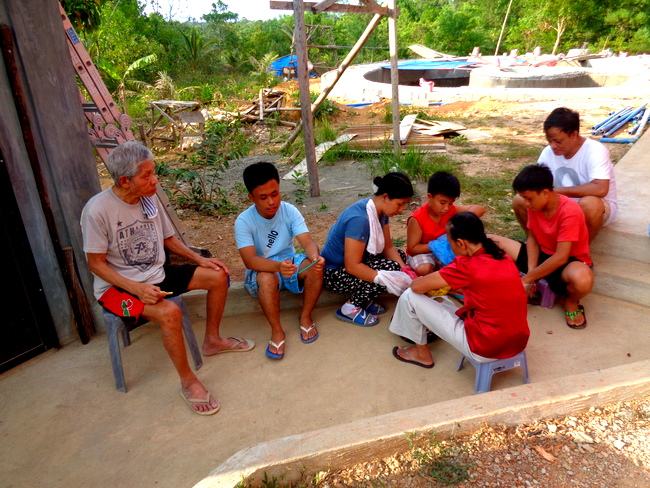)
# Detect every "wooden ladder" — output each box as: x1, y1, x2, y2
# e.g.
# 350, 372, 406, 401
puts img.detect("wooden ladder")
59, 2, 195, 249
